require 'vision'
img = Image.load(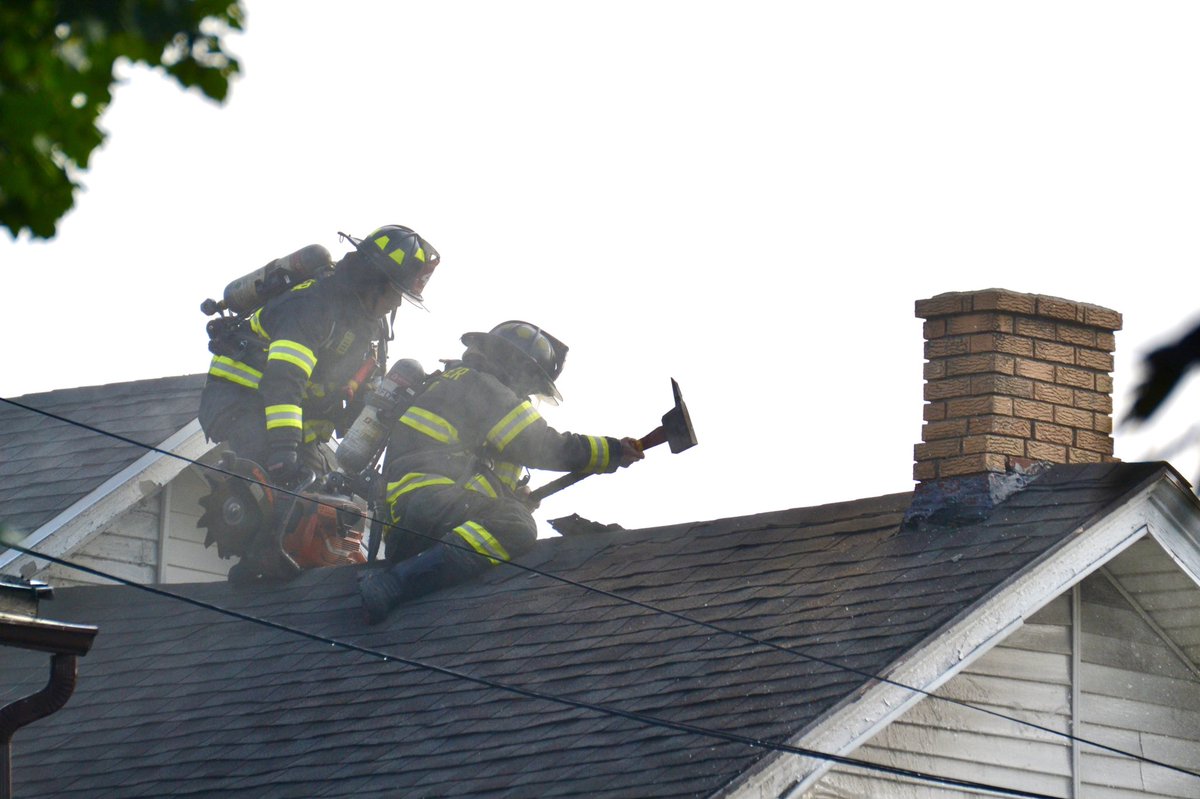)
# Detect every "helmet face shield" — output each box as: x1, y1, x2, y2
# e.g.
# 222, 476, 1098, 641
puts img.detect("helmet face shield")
402, 251, 437, 304
347, 225, 440, 309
